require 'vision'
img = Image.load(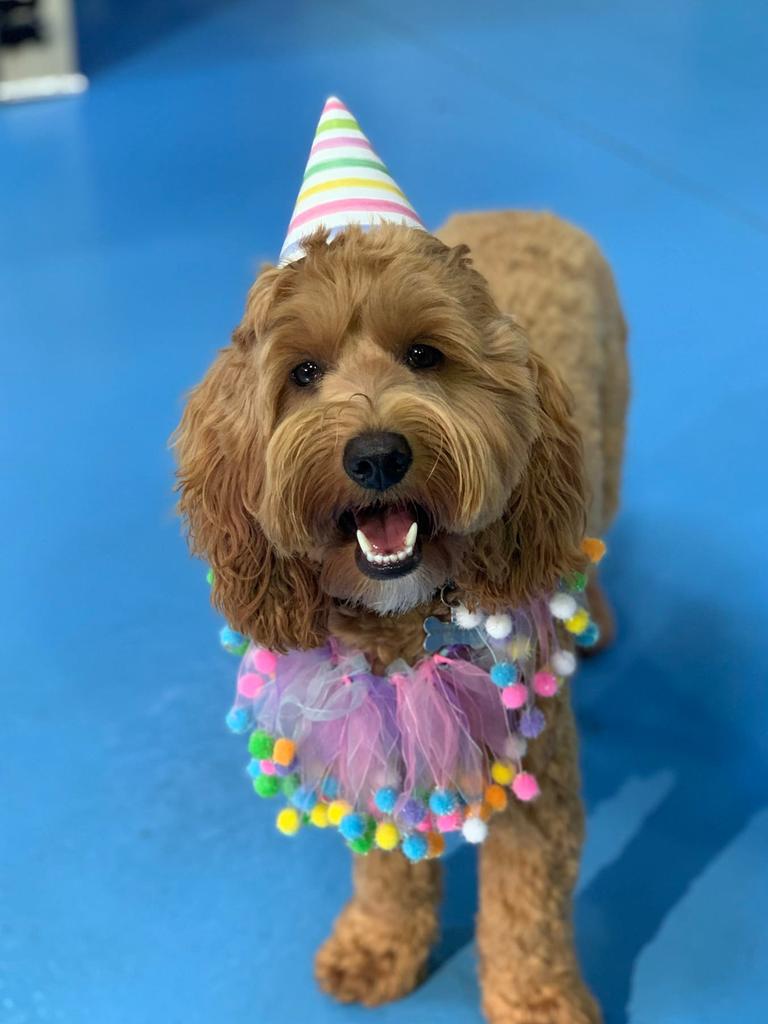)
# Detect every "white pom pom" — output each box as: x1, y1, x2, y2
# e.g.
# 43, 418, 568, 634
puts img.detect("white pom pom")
454, 605, 484, 630
549, 593, 577, 621
462, 817, 488, 844
551, 649, 577, 676
505, 733, 528, 760
485, 613, 513, 639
